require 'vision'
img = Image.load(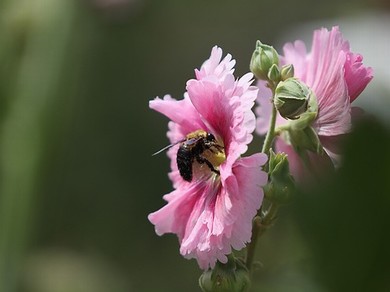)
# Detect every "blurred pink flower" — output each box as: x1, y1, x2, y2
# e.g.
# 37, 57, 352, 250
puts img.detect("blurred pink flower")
149, 47, 267, 269
256, 26, 373, 181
